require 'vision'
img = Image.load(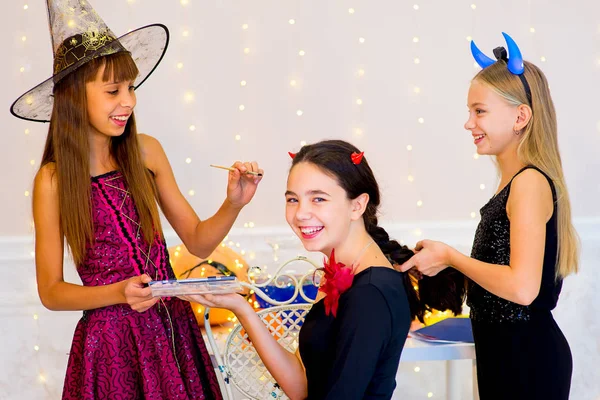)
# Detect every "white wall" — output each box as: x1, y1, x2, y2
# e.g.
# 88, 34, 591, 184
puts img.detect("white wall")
2, 0, 599, 399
